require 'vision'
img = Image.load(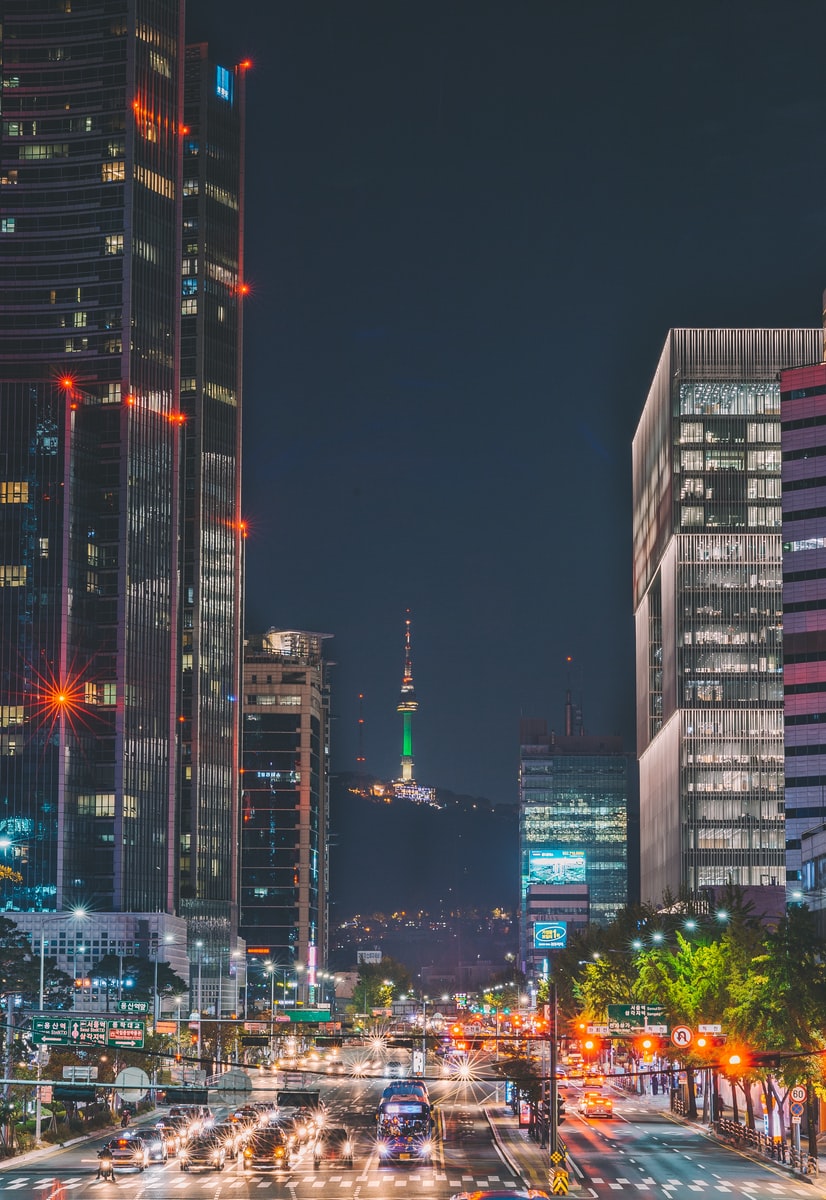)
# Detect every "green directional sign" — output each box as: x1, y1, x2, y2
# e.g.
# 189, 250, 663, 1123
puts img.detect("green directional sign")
606, 1004, 667, 1032
117, 999, 150, 1015
31, 1015, 145, 1049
